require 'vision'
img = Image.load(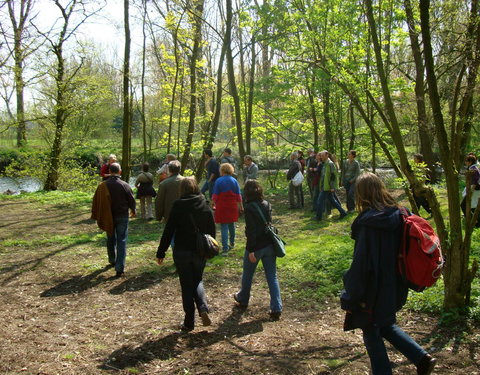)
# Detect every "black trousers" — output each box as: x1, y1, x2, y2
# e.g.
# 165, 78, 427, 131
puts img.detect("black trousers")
173, 249, 208, 328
